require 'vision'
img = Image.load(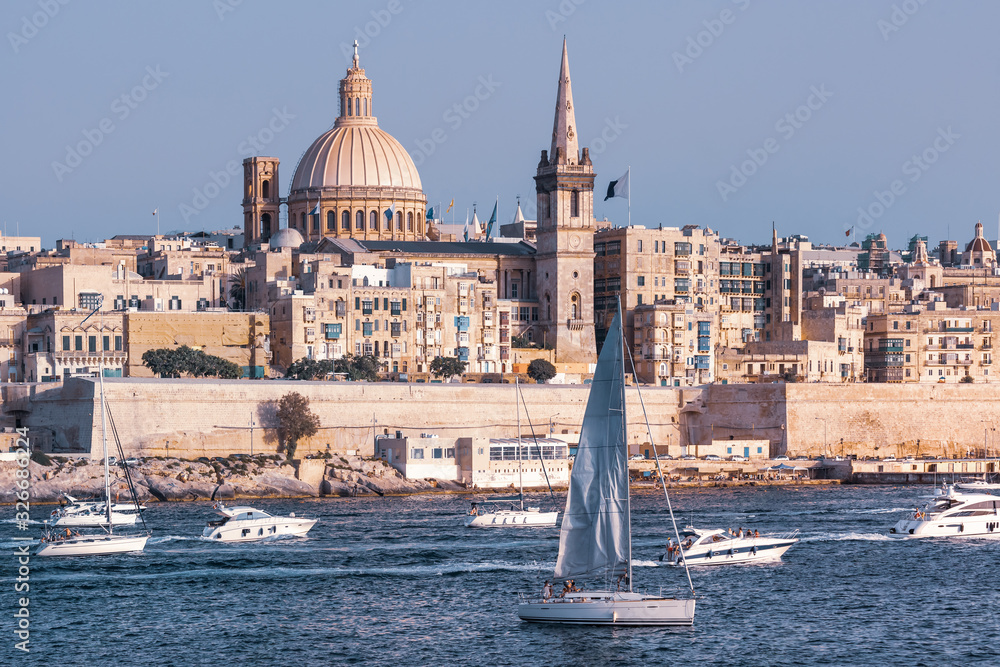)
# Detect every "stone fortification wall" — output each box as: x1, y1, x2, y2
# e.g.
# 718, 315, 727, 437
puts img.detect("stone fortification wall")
23, 378, 690, 458
784, 384, 1000, 459
20, 379, 1000, 460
